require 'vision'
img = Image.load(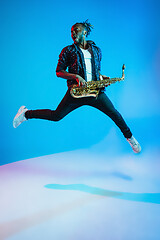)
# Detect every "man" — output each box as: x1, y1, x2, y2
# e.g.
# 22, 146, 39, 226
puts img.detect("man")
13, 20, 141, 153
